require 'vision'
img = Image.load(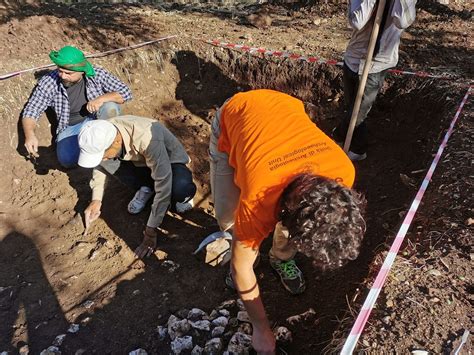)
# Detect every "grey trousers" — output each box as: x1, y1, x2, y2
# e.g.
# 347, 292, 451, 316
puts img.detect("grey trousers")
334, 62, 388, 154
